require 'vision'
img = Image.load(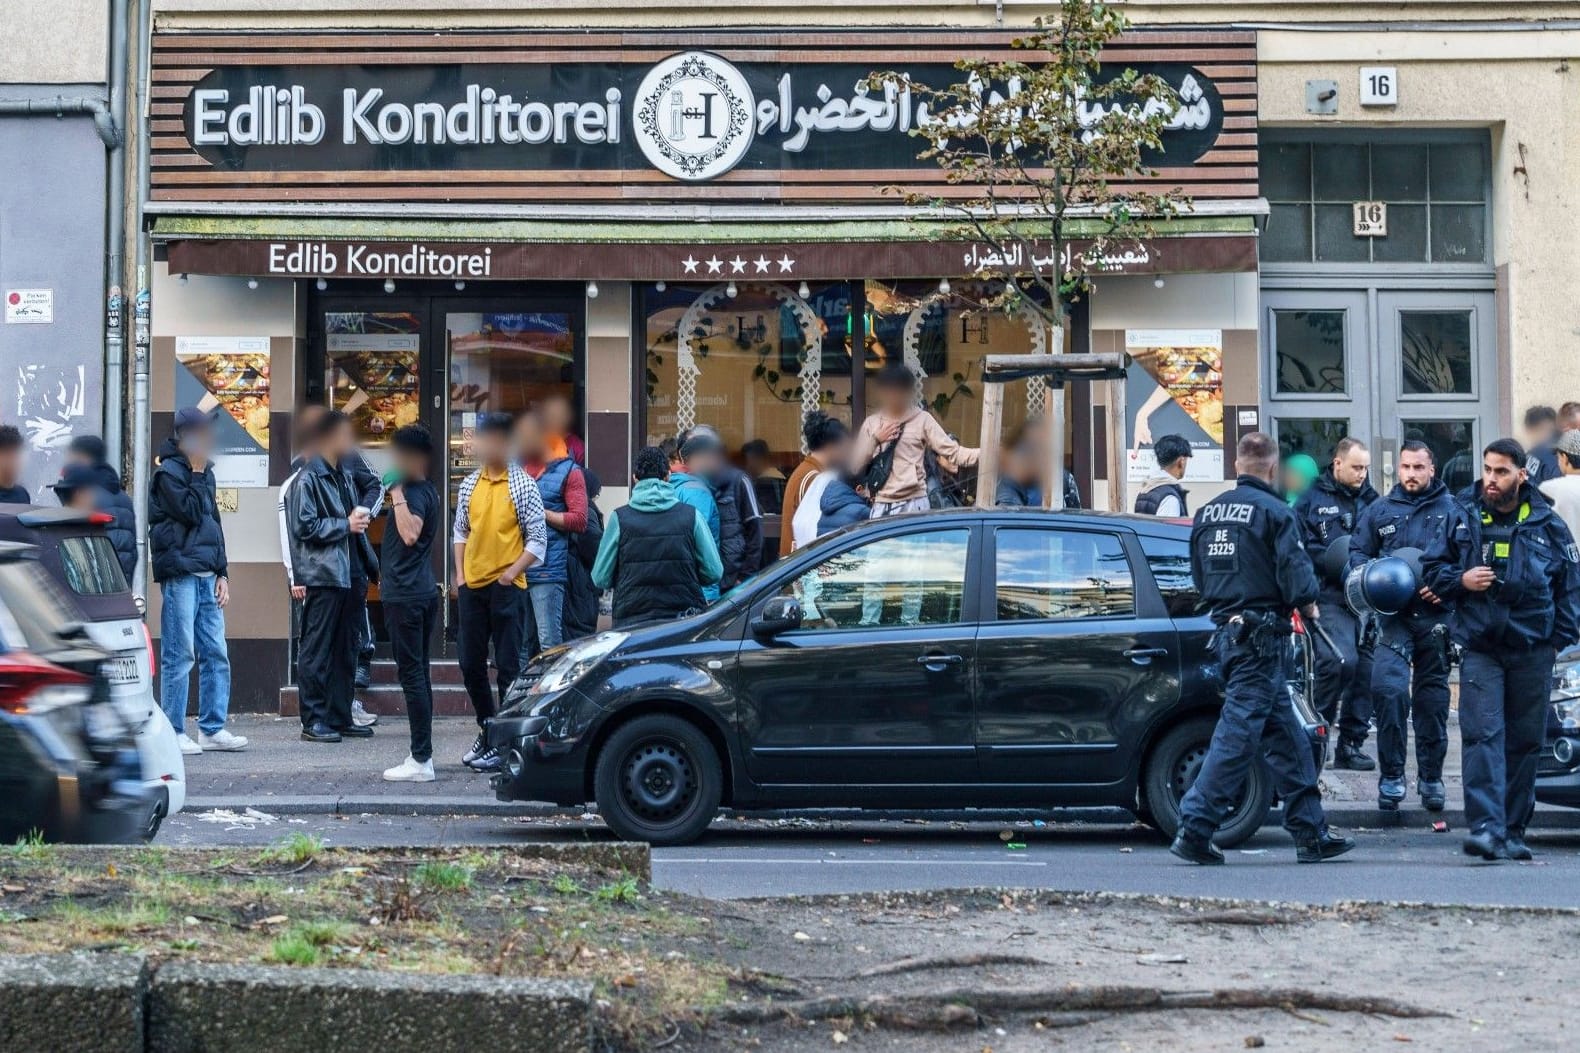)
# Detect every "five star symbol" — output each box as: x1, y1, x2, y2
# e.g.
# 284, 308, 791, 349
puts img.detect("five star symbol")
753, 256, 771, 273
705, 256, 724, 274
673, 251, 798, 281
681, 255, 699, 274
729, 256, 747, 274
776, 254, 795, 273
